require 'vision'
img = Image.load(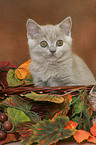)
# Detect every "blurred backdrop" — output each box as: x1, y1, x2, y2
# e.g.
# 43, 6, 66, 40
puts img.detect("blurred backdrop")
0, 0, 96, 77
